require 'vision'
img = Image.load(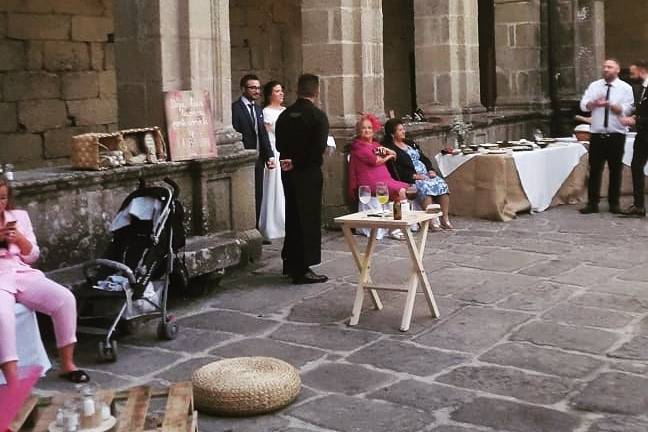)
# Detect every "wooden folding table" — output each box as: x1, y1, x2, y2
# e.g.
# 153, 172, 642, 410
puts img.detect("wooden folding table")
334, 211, 441, 332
